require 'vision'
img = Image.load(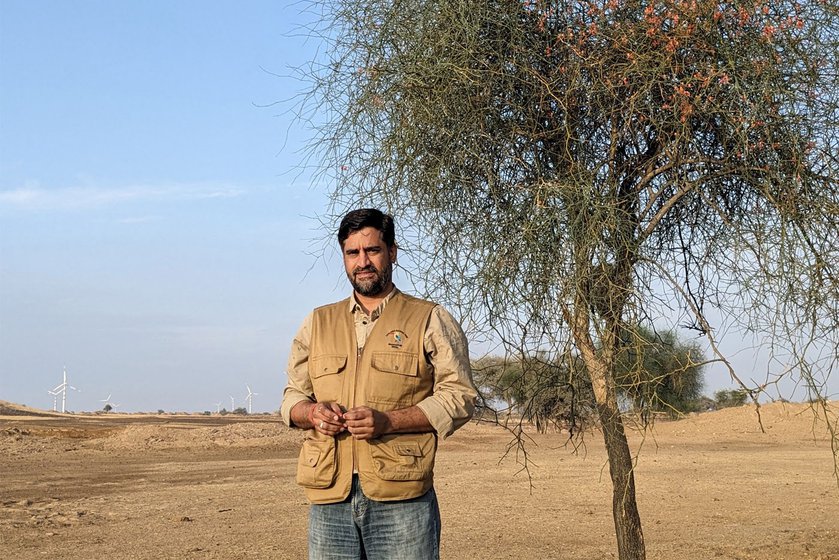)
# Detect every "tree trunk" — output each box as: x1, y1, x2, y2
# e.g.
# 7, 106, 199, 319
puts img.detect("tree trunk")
569, 305, 646, 560
598, 401, 646, 560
